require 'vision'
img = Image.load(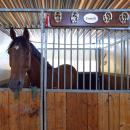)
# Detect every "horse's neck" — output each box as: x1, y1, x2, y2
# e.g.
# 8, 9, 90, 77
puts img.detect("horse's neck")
27, 54, 52, 87
27, 54, 41, 87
